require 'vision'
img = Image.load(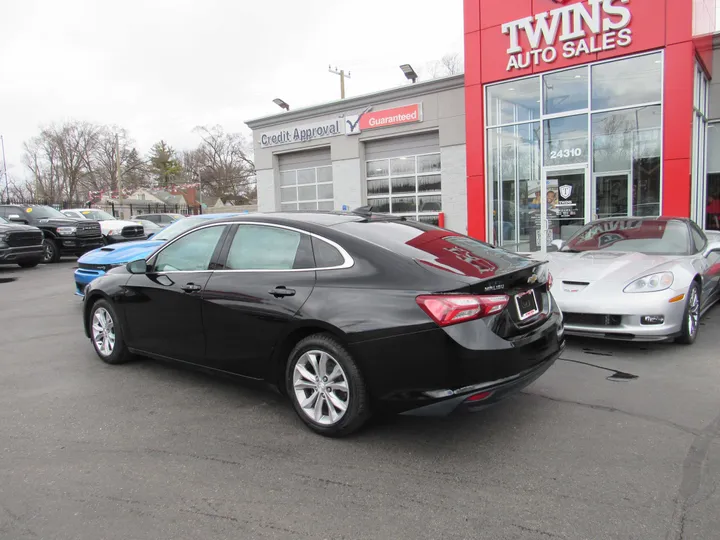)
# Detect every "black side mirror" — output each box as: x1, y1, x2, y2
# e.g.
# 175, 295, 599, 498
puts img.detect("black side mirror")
126, 259, 148, 274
